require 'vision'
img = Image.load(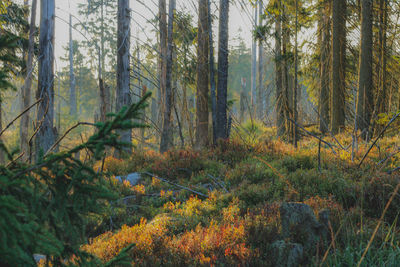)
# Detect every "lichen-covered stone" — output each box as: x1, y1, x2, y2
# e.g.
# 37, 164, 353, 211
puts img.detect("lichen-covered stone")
279, 202, 330, 258
272, 240, 304, 267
